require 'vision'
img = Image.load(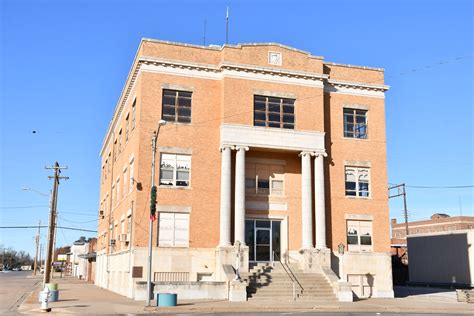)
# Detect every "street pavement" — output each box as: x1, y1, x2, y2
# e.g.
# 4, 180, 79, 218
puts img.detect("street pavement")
0, 271, 41, 315
15, 275, 474, 315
